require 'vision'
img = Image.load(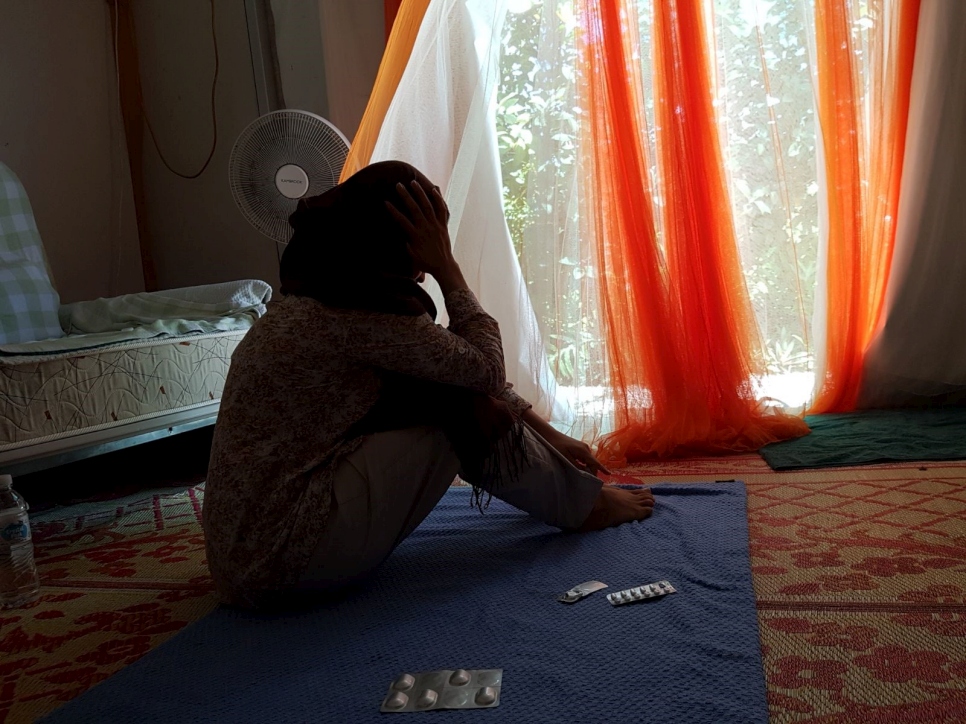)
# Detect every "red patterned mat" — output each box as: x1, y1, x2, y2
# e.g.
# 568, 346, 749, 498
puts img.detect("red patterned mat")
611, 456, 966, 722
0, 488, 216, 723
2, 458, 966, 722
